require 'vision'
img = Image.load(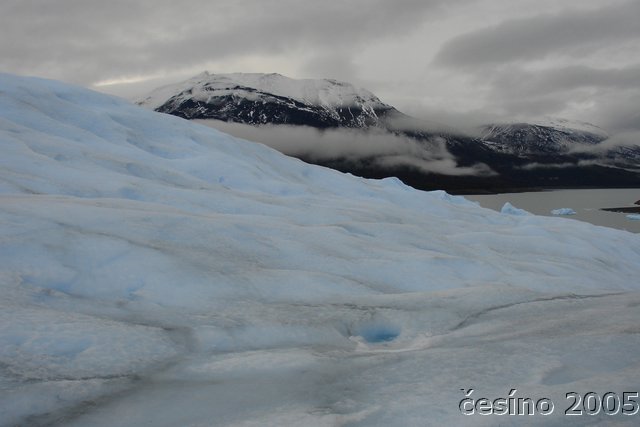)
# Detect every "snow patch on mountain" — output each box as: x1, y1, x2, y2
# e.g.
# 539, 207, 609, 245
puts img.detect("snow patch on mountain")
530, 117, 608, 137
137, 72, 395, 128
